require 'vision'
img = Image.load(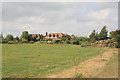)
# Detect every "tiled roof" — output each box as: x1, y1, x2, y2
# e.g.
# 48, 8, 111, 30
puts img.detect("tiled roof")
29, 34, 40, 39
